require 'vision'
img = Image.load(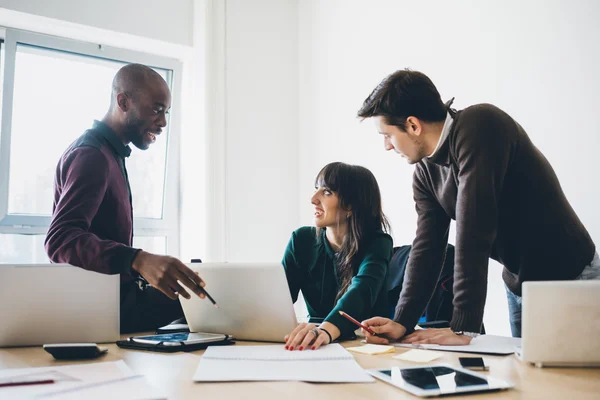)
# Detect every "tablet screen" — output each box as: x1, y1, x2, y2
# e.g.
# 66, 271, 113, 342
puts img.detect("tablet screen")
136, 333, 195, 342
380, 366, 489, 391
132, 332, 225, 344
